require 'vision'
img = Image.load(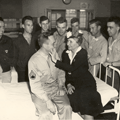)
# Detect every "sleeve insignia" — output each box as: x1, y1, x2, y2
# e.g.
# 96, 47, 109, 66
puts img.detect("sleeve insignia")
5, 50, 8, 53
30, 70, 36, 80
